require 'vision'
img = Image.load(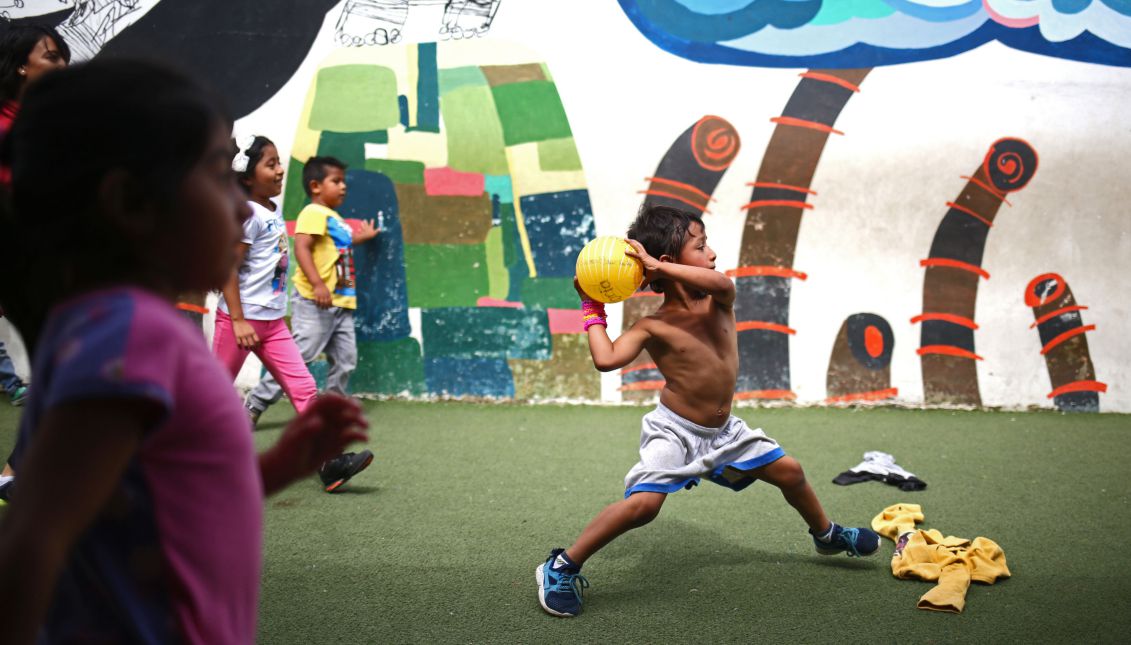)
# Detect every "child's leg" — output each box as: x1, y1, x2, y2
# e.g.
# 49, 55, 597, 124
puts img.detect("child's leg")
211, 311, 254, 380
748, 456, 830, 533
247, 296, 331, 413
0, 340, 24, 396
566, 491, 666, 565
253, 319, 318, 414
321, 308, 357, 396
